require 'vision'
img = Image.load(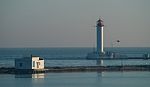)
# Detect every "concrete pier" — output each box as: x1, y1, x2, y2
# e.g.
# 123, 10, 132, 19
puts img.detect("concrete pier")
0, 65, 150, 74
